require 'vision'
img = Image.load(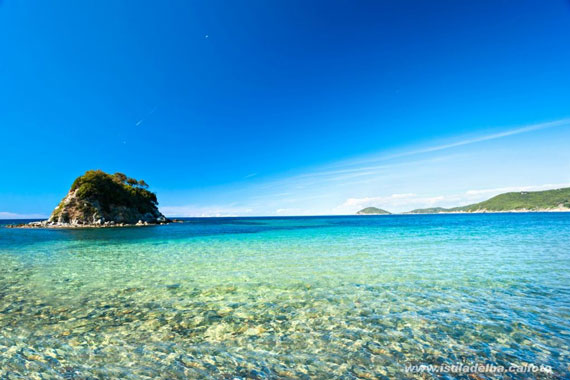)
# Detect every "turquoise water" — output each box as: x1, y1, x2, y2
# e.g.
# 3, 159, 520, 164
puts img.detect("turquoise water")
0, 214, 569, 379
